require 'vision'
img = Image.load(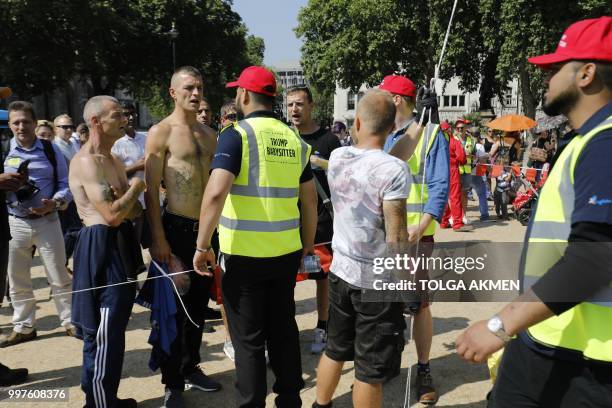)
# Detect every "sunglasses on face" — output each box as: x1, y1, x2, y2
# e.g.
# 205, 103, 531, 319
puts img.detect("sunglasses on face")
57, 125, 74, 130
